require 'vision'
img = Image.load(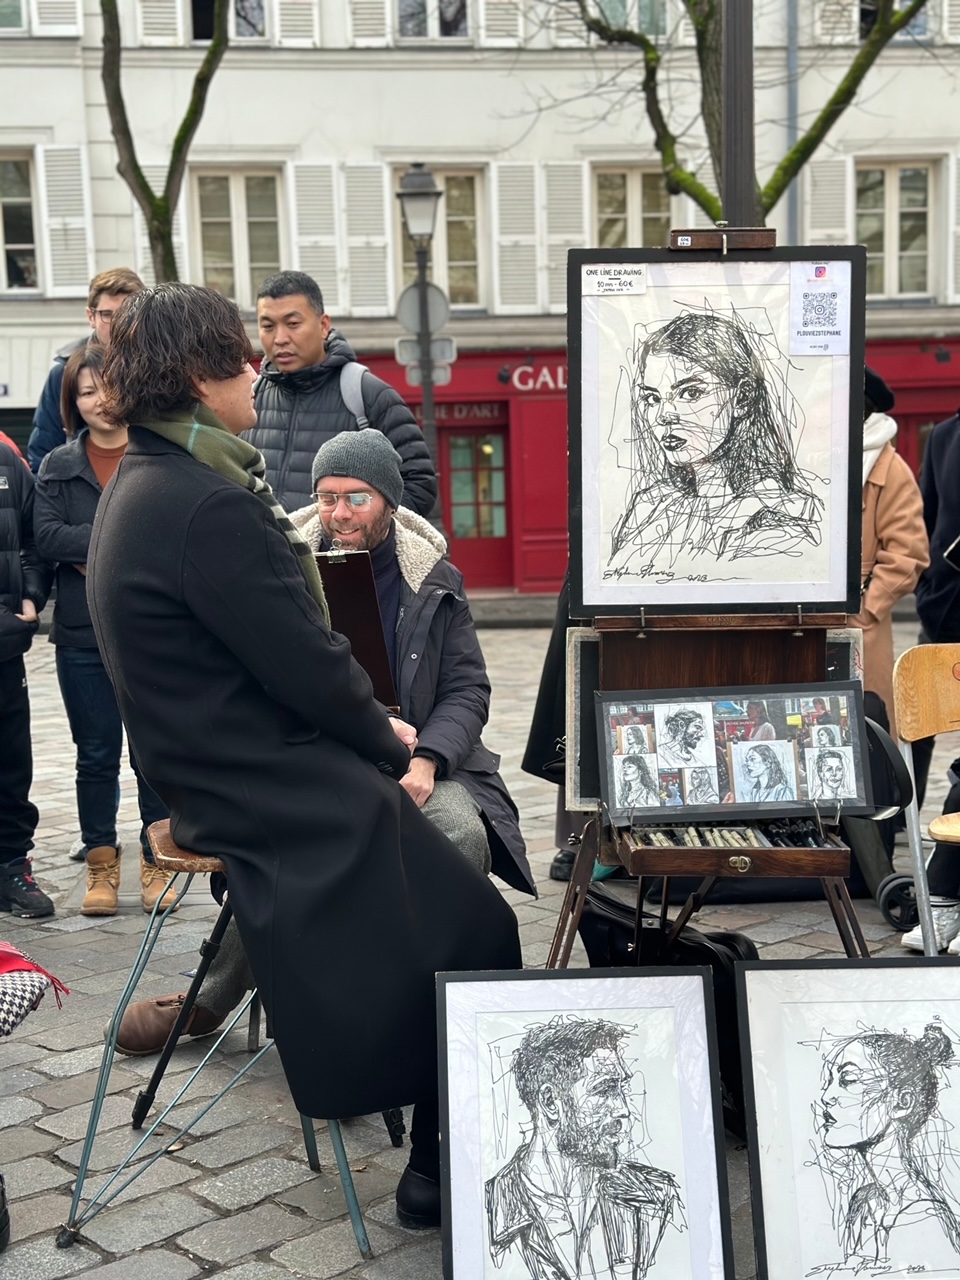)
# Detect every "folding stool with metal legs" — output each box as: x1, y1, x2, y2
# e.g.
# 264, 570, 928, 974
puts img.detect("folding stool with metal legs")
56, 821, 380, 1261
